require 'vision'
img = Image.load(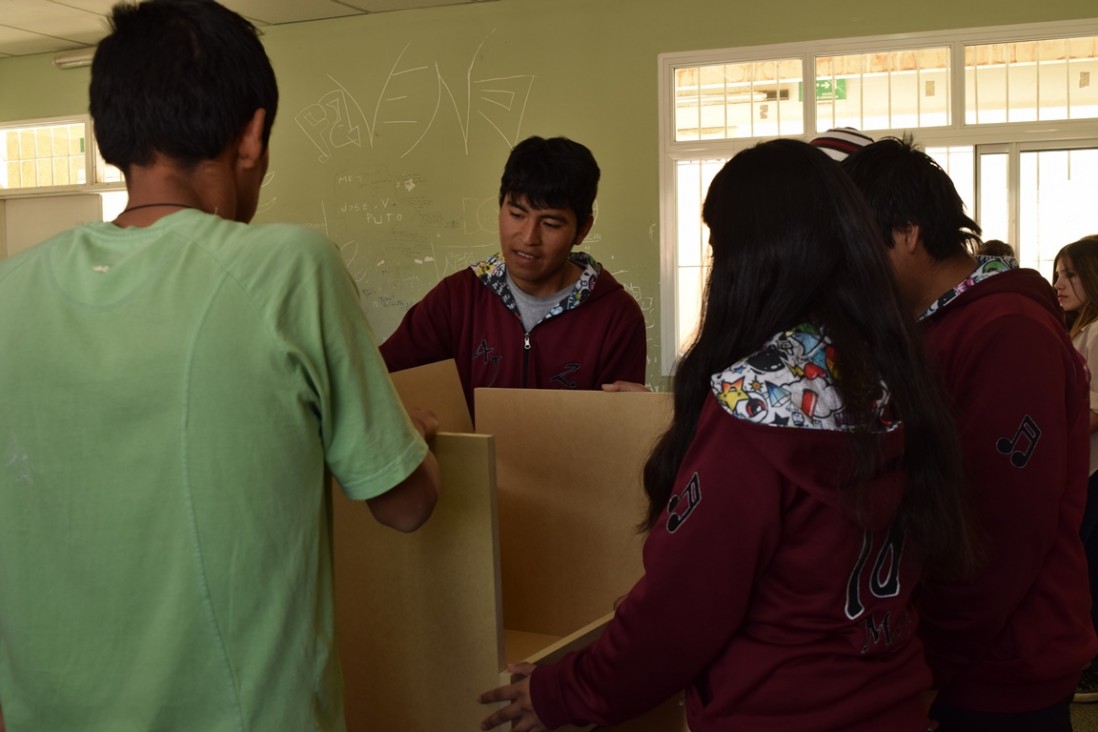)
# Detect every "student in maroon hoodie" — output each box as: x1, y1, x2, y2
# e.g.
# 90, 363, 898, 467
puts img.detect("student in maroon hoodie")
379, 136, 647, 413
843, 136, 1097, 732
478, 139, 979, 732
